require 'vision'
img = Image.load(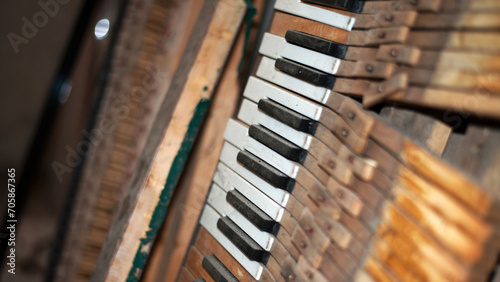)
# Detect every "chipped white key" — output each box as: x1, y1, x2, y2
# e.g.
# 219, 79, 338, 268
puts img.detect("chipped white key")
238, 99, 313, 150
224, 119, 300, 179
213, 162, 285, 222
207, 183, 275, 251
243, 76, 323, 122
219, 142, 291, 207
200, 205, 264, 280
